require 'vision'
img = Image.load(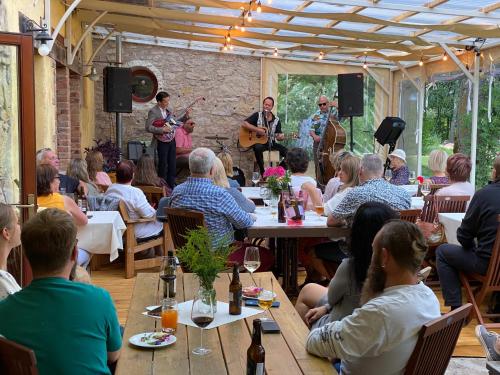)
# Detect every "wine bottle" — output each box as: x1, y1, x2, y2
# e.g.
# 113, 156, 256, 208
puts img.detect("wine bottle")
247, 319, 265, 375
162, 250, 176, 298
229, 263, 242, 315
277, 192, 286, 223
